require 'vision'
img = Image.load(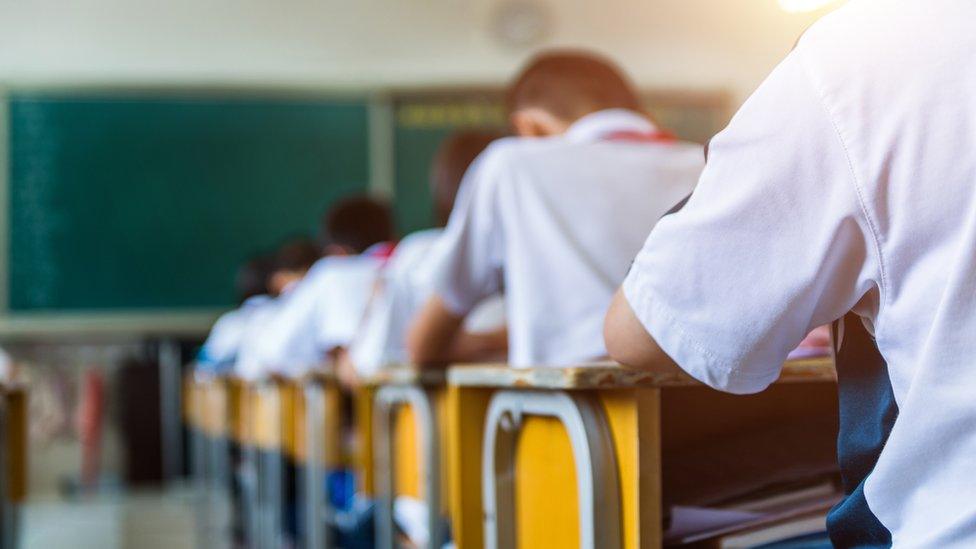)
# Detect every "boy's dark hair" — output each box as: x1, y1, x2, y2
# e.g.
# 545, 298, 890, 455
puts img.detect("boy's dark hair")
430, 131, 502, 226
506, 49, 642, 121
321, 195, 394, 254
273, 237, 320, 273
235, 254, 274, 303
